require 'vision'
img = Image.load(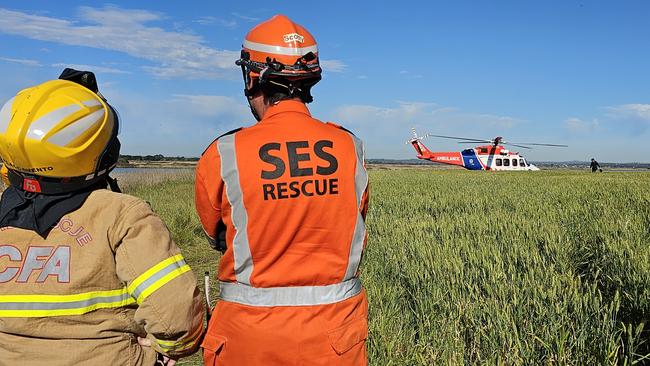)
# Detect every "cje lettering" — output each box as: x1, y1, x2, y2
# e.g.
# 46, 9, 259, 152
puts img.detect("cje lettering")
53, 218, 94, 247
259, 140, 338, 179
0, 245, 70, 283
263, 178, 338, 200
